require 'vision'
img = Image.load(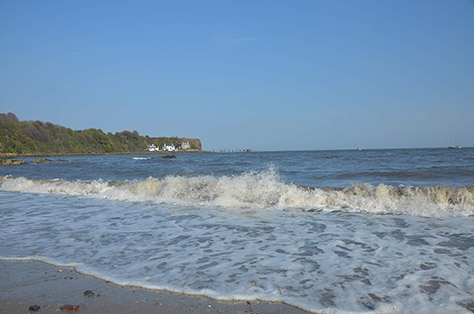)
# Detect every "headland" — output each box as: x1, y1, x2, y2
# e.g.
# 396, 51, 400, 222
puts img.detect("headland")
0, 112, 202, 156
